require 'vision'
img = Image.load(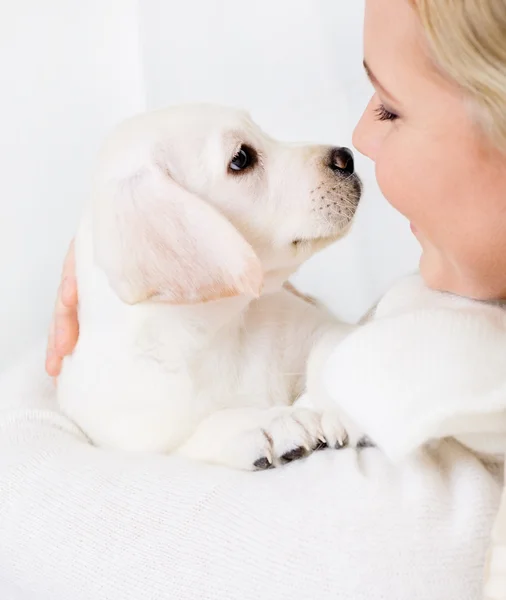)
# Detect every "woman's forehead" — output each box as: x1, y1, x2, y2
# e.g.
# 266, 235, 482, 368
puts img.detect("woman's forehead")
363, 0, 450, 99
